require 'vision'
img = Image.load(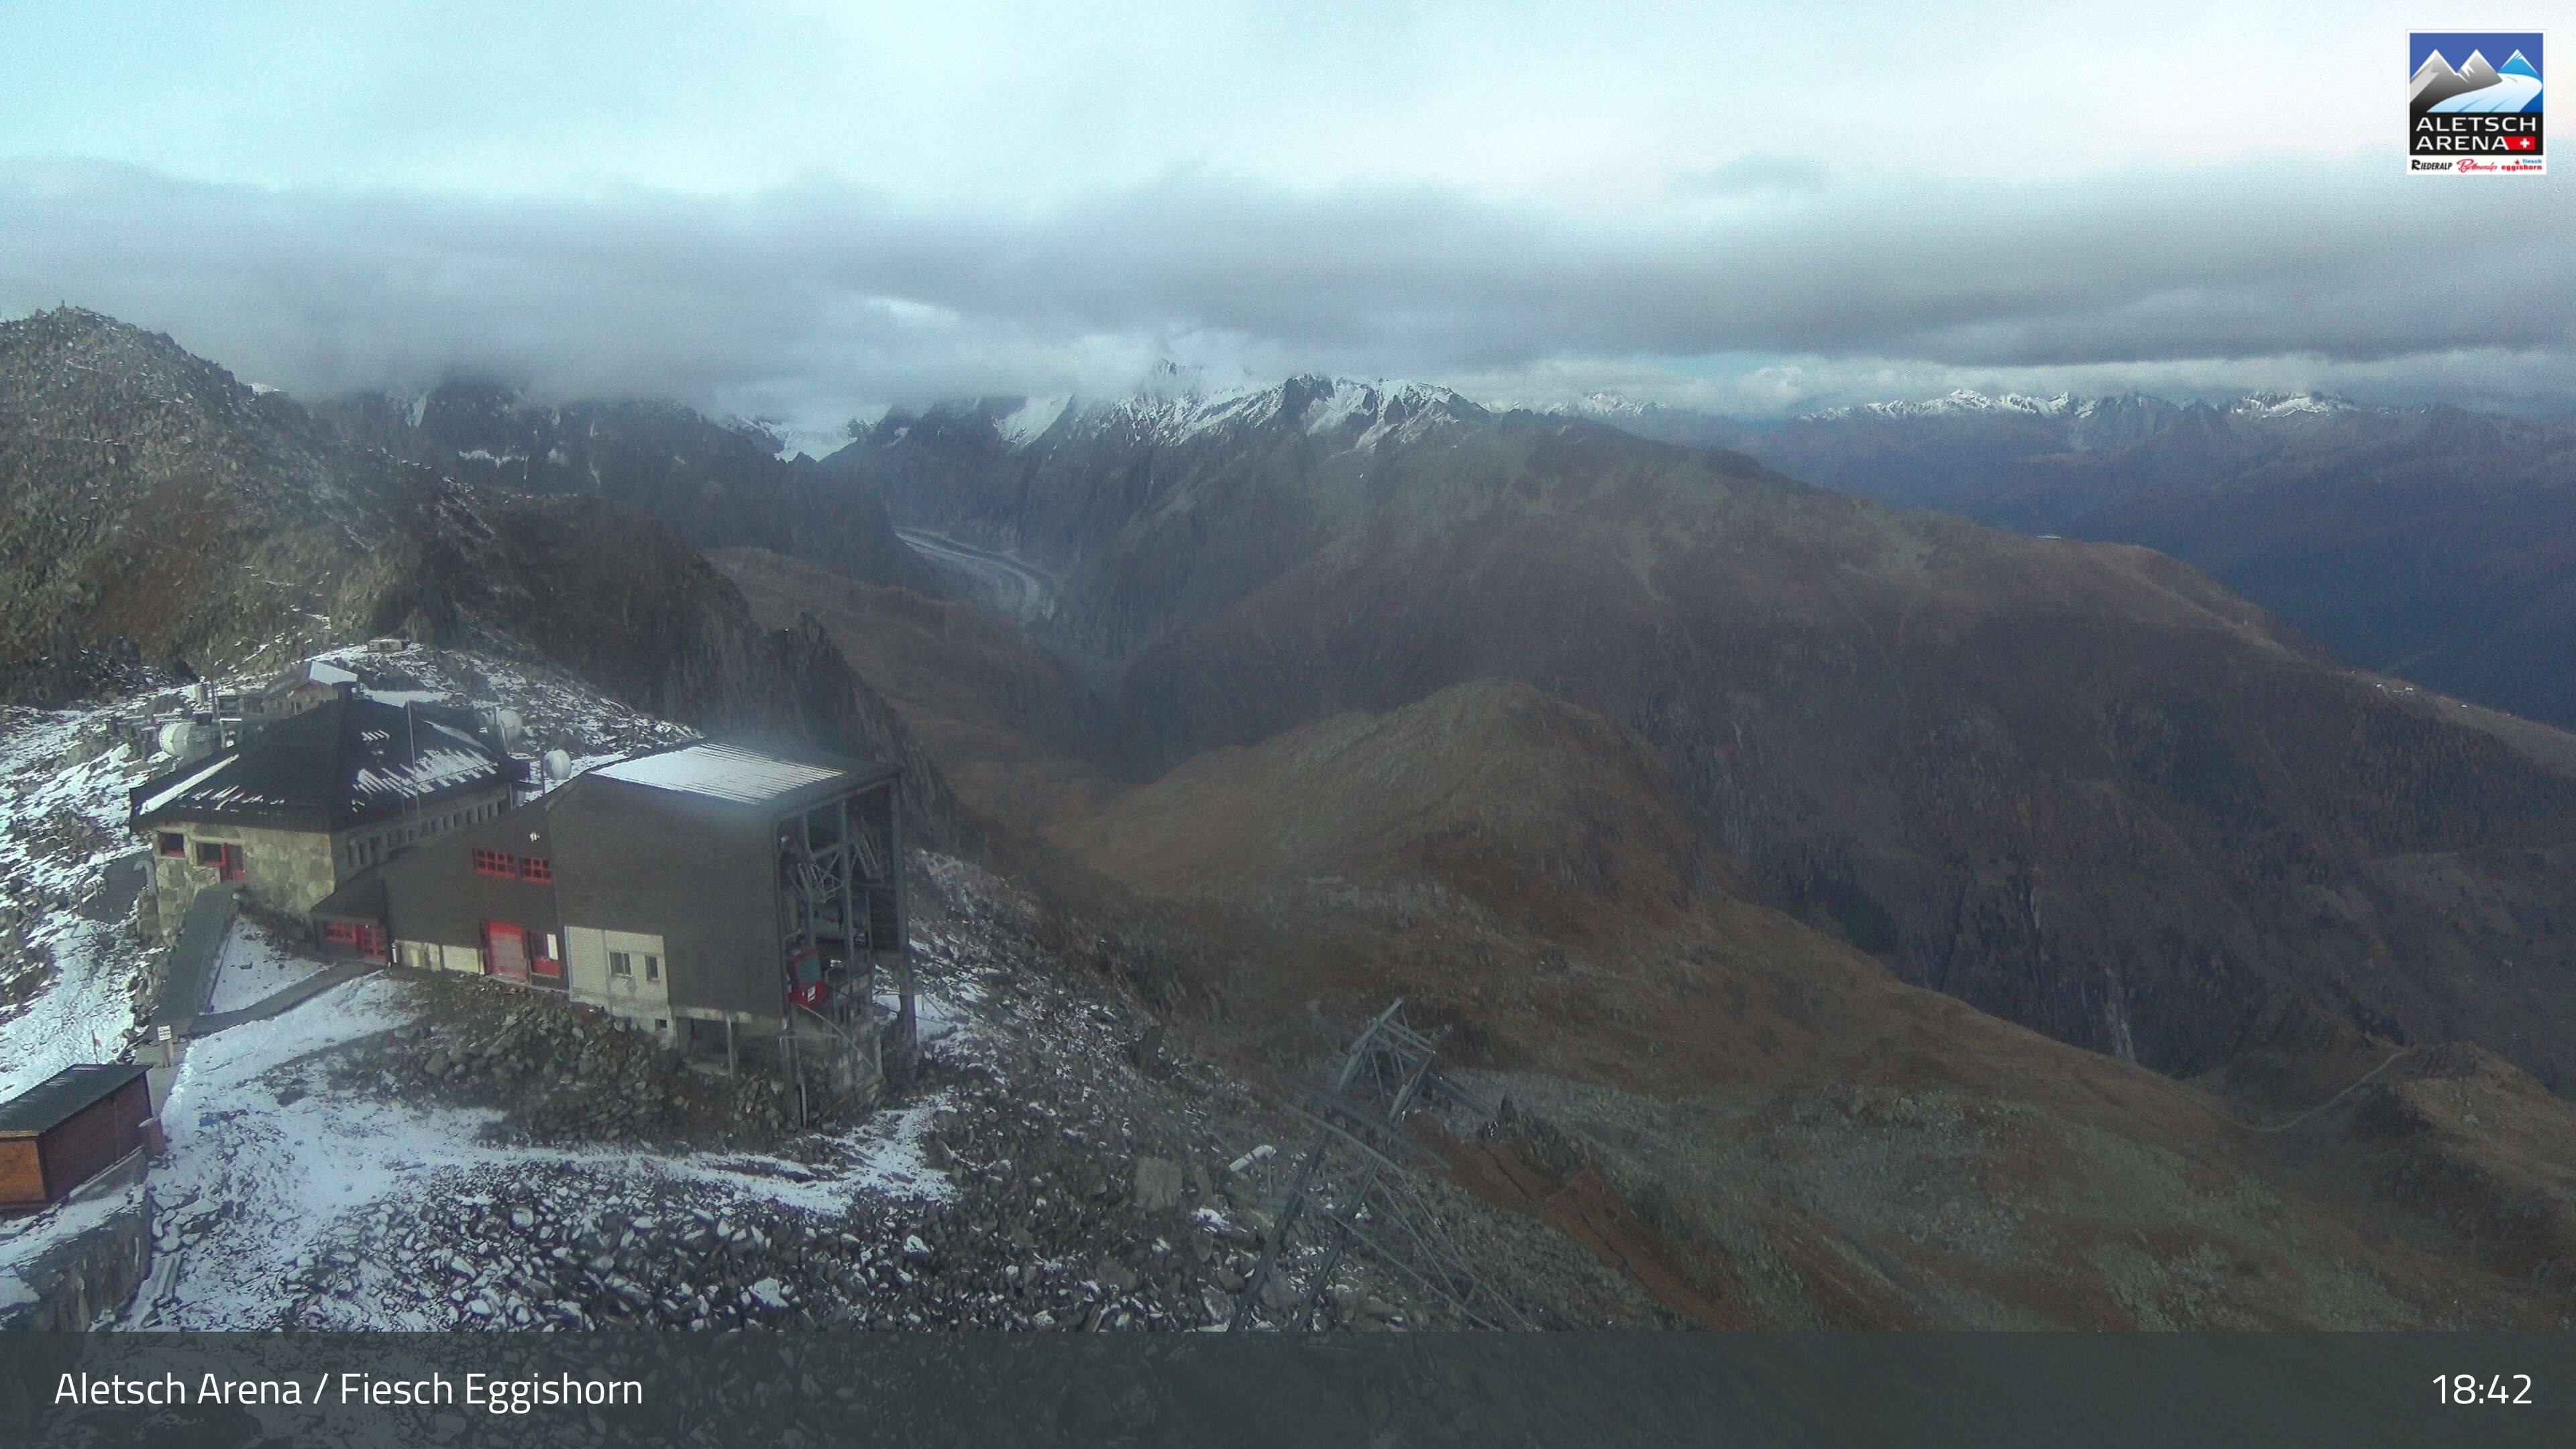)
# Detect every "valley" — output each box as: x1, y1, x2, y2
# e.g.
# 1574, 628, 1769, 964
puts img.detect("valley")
4, 311, 2574, 1334
1546, 389, 2576, 733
